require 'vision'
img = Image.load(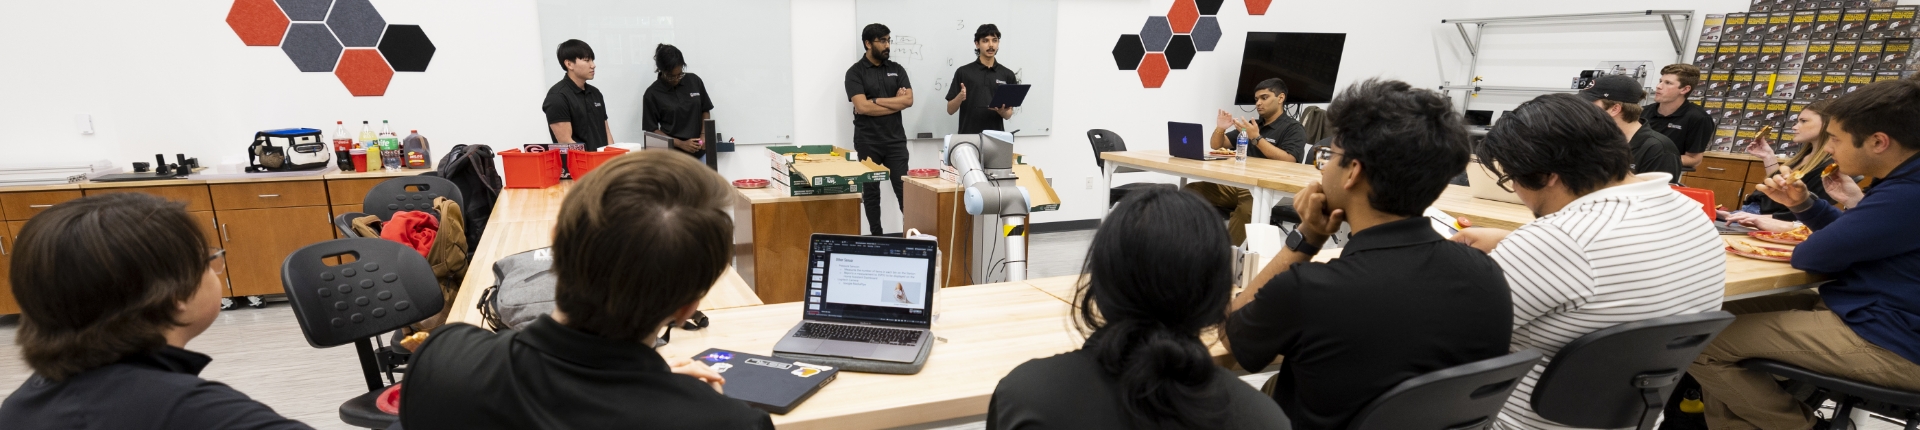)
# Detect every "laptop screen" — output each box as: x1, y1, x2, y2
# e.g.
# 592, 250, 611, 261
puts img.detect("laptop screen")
805, 234, 939, 326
